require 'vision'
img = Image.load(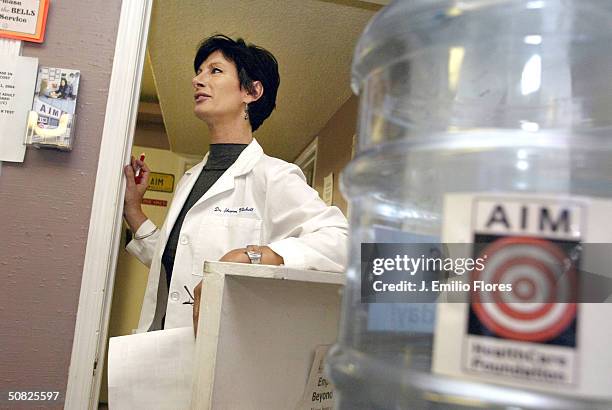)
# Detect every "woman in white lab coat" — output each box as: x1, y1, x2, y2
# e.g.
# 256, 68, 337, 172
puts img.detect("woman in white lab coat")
123, 35, 348, 334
